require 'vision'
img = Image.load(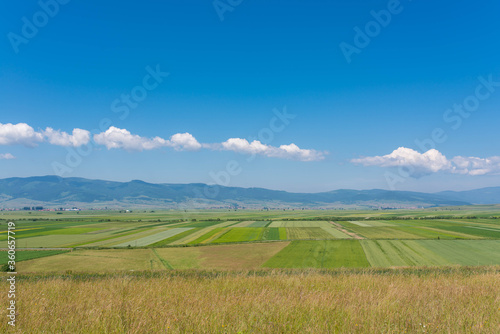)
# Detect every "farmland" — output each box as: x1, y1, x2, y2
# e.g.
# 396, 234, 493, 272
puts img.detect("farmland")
0, 206, 499, 272
264, 240, 370, 268
1, 207, 500, 333
0, 250, 69, 266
